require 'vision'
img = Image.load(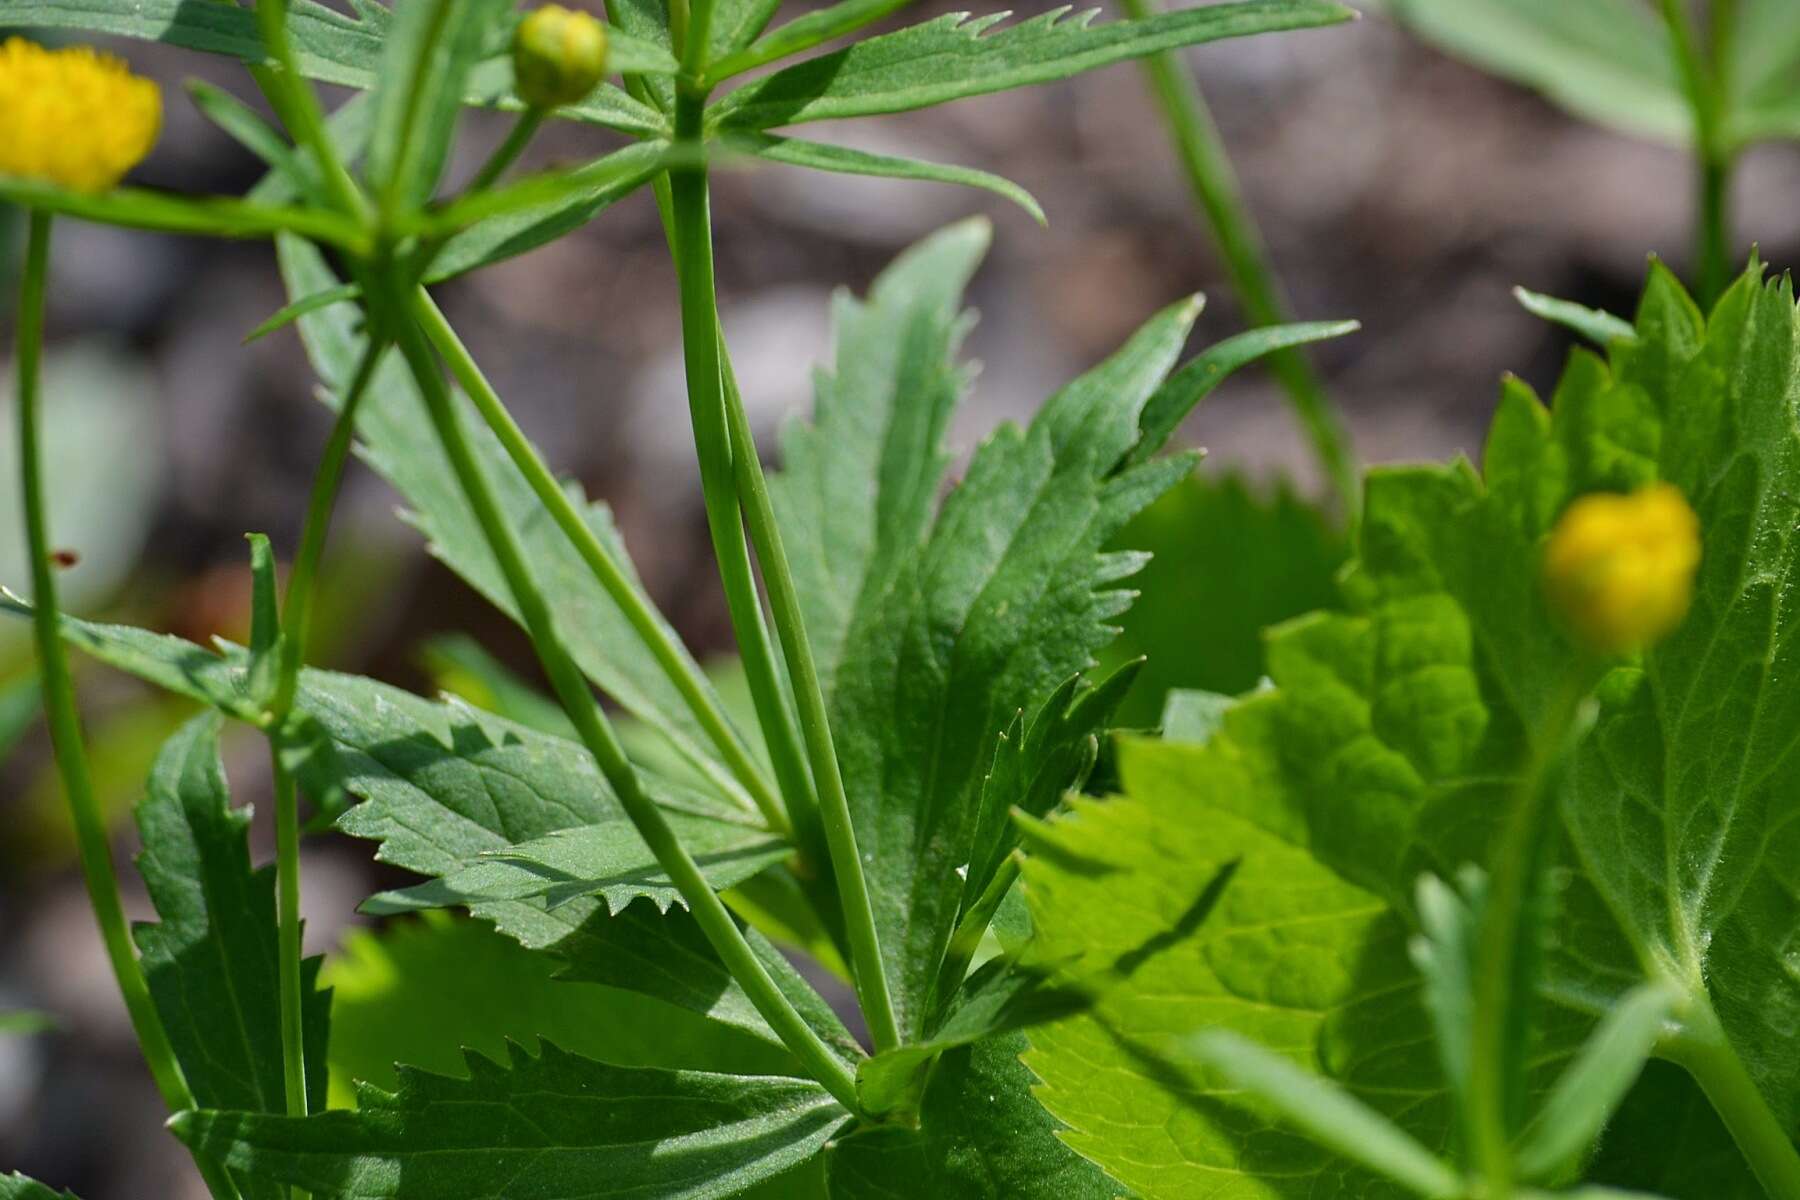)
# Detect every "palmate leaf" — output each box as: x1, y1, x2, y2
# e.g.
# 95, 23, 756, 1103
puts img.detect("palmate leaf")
10, 0, 669, 138
133, 715, 331, 1200
1028, 262, 1800, 1195
708, 0, 1354, 130
278, 236, 761, 814
1018, 737, 1530, 1198
1384, 0, 1800, 148
768, 220, 1354, 1041
171, 1042, 847, 1200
